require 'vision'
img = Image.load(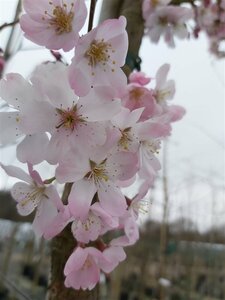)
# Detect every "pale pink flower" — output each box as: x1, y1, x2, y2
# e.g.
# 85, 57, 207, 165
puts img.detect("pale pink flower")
129, 71, 151, 86
20, 0, 87, 51
128, 181, 151, 219
56, 146, 138, 219
71, 202, 119, 243
111, 107, 144, 152
64, 246, 102, 290
153, 63, 175, 104
138, 138, 162, 184
16, 133, 50, 165
43, 204, 72, 239
0, 163, 62, 237
142, 0, 171, 20
71, 211, 102, 244
165, 105, 186, 122
0, 72, 52, 164
99, 245, 126, 273
145, 6, 193, 47
196, 4, 217, 29
31, 63, 121, 164
0, 73, 49, 142
69, 16, 128, 96
152, 64, 186, 123
110, 215, 139, 247
136, 117, 171, 185
120, 84, 158, 121
64, 246, 126, 290
1, 63, 121, 164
